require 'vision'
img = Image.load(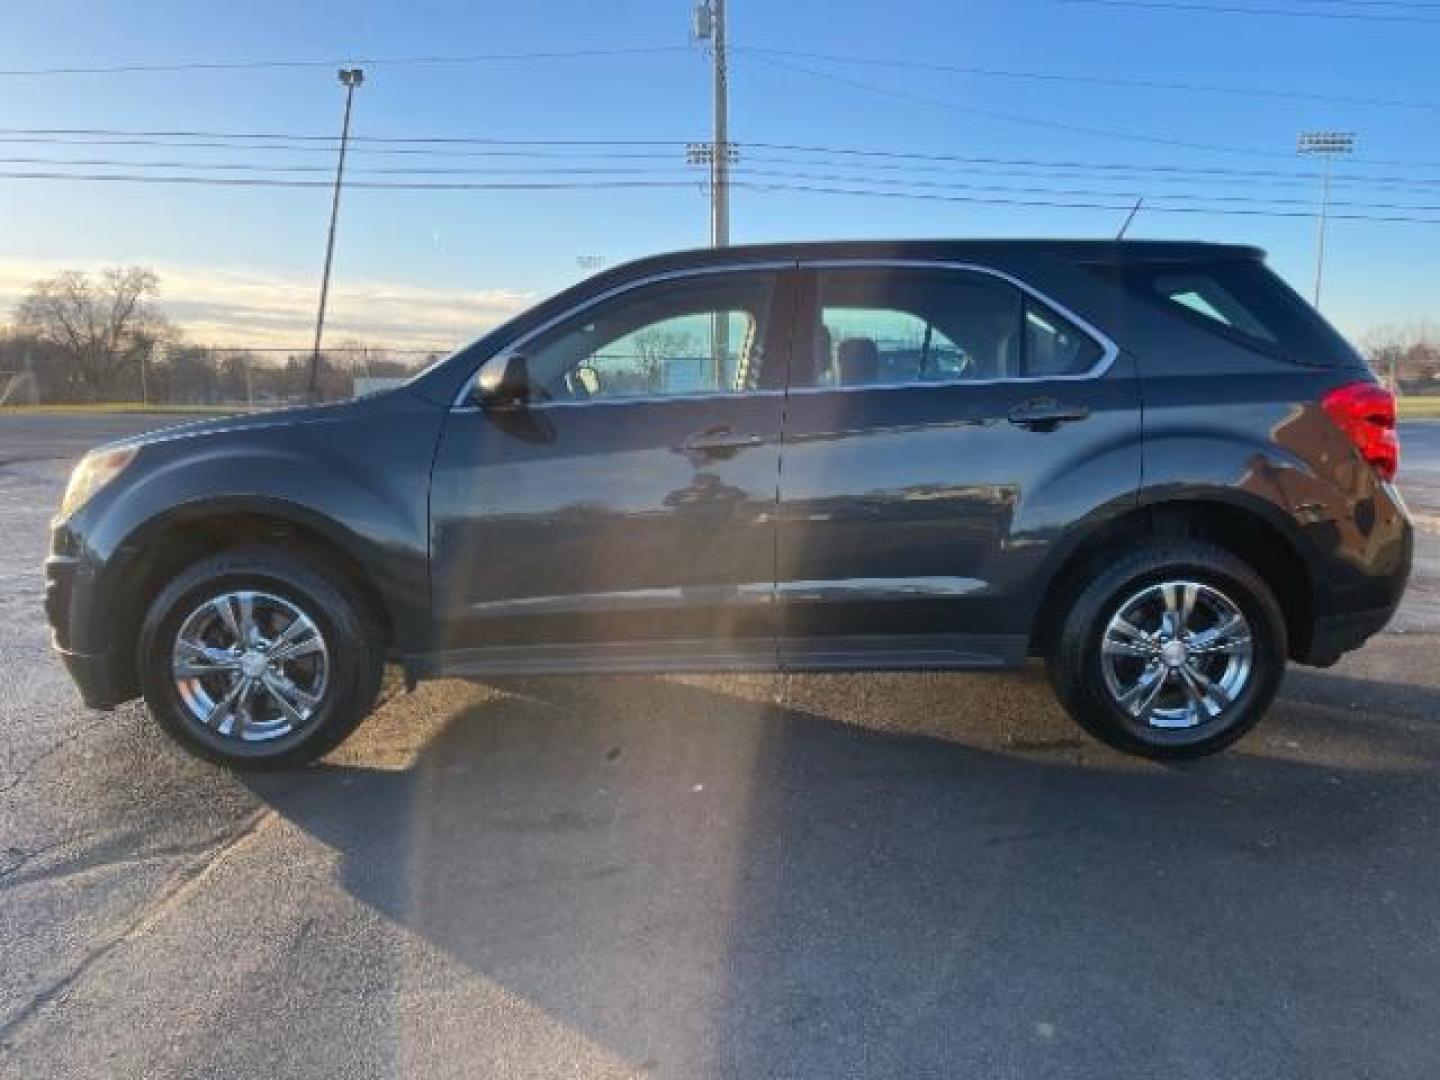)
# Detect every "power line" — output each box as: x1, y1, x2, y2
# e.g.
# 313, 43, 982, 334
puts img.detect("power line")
9, 166, 1440, 223
0, 126, 691, 147
730, 166, 1440, 212
1286, 2, 1440, 7
740, 58, 1440, 168
1057, 0, 1440, 22
0, 156, 697, 176
733, 180, 1440, 225
8, 124, 1440, 169
0, 45, 692, 78
741, 155, 1440, 192
11, 152, 1440, 194
0, 135, 687, 160
7, 147, 1440, 190
7, 126, 1440, 179
736, 45, 1440, 112
741, 51, 1309, 160
741, 144, 1440, 183
0, 170, 705, 192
